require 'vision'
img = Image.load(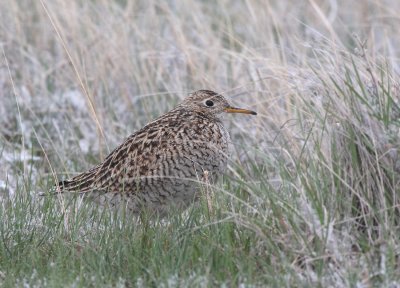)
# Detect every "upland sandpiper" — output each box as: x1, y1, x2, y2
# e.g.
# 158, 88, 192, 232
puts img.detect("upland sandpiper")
57, 90, 256, 215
